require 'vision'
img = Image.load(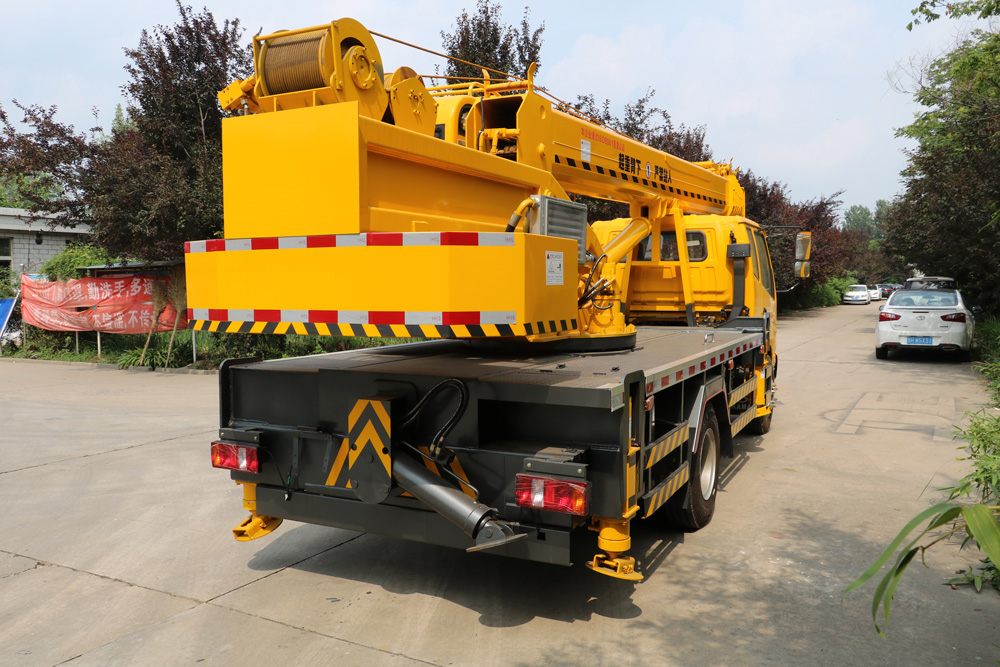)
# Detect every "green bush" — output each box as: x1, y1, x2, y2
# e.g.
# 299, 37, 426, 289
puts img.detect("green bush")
778, 273, 860, 311
0, 265, 16, 299
825, 273, 860, 299
117, 340, 192, 369
39, 244, 113, 281
974, 315, 1000, 401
